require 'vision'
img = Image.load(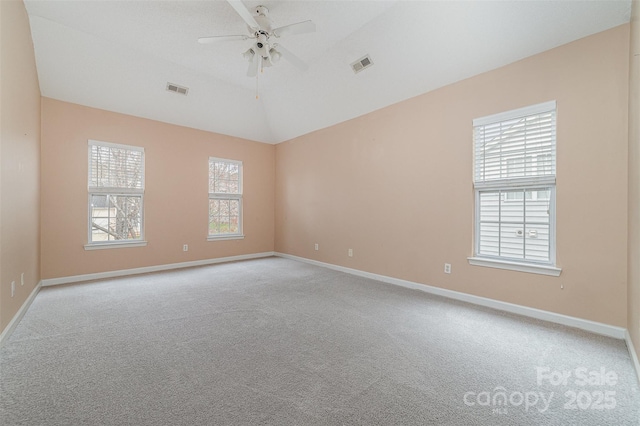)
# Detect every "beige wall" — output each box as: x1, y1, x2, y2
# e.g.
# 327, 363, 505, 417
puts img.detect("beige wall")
276, 25, 630, 327
40, 98, 274, 279
628, 0, 640, 361
0, 0, 41, 333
